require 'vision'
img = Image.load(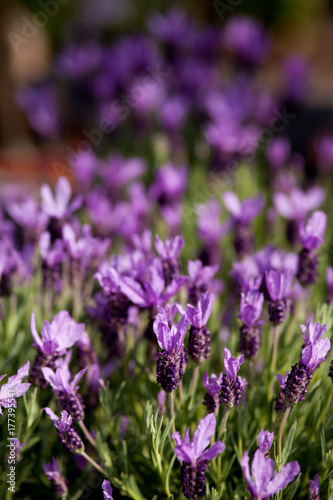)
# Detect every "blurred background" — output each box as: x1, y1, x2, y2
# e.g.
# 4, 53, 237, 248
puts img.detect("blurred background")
0, 0, 333, 186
